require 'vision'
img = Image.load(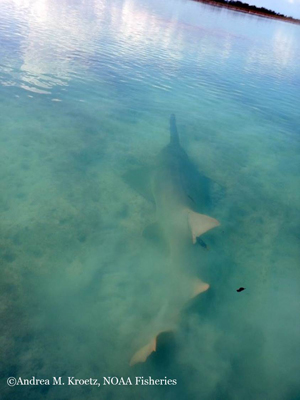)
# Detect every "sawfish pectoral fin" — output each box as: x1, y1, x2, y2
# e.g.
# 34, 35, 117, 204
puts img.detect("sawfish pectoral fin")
187, 210, 220, 244
130, 337, 157, 366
